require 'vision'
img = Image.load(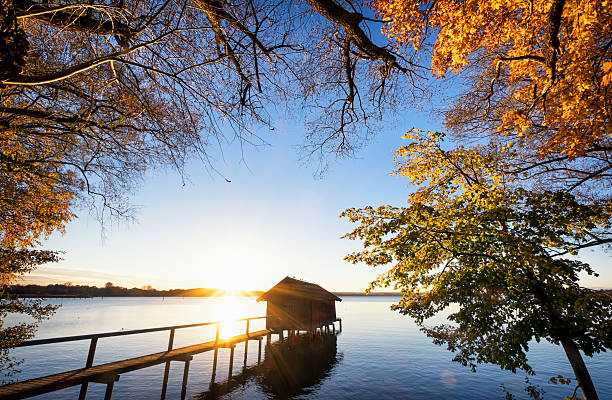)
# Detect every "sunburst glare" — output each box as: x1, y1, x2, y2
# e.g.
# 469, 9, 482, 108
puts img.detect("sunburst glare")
211, 296, 250, 339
